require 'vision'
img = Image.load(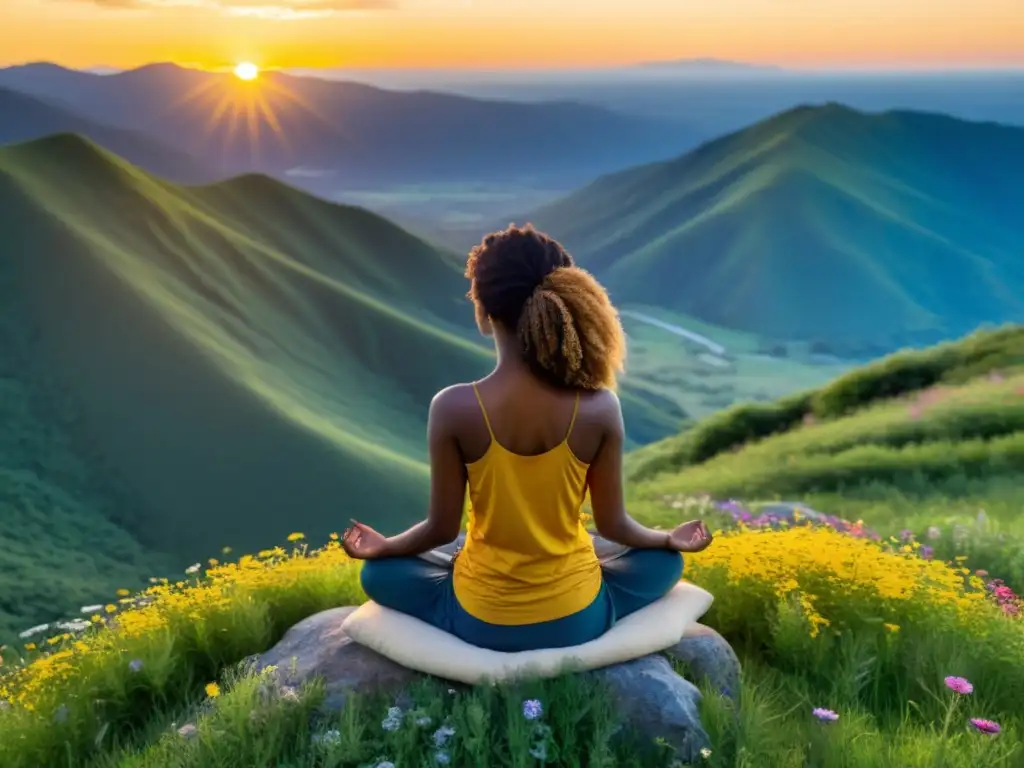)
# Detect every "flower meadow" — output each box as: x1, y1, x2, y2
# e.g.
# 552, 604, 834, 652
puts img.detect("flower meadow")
1, 508, 1023, 767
